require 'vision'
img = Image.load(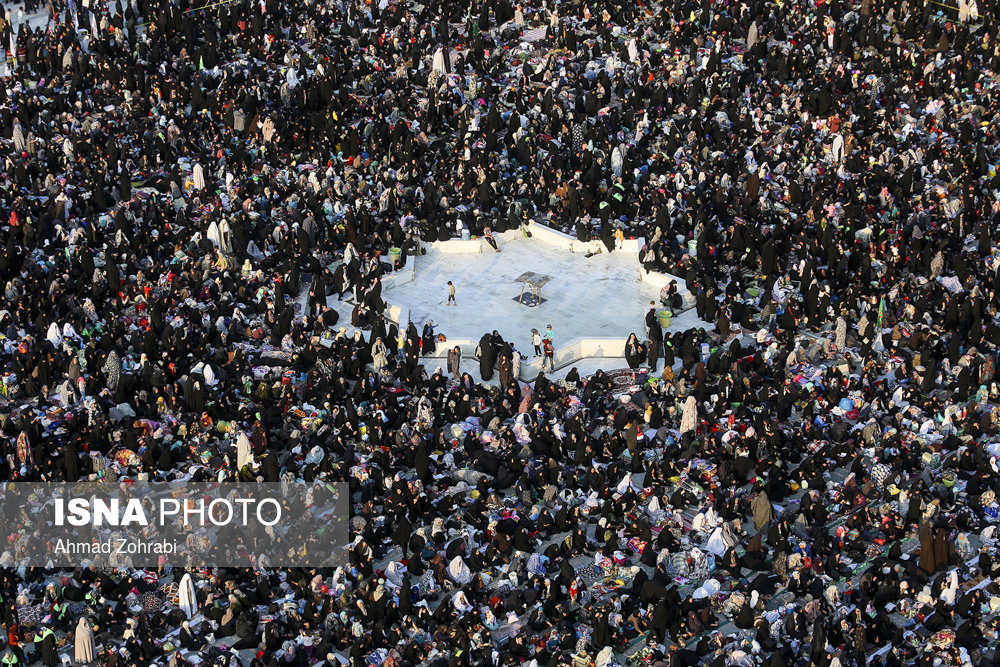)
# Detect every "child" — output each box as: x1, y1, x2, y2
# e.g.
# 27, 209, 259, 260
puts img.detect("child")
447, 281, 456, 306
544, 324, 554, 342
531, 329, 542, 357
542, 338, 555, 370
